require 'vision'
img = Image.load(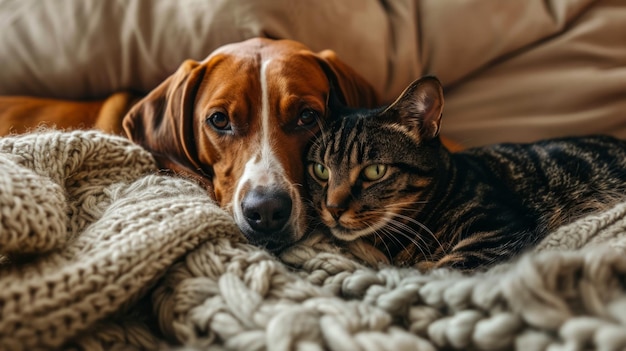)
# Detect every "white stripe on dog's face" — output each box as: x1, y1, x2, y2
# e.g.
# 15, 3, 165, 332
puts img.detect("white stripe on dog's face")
258, 59, 287, 188
232, 59, 294, 230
